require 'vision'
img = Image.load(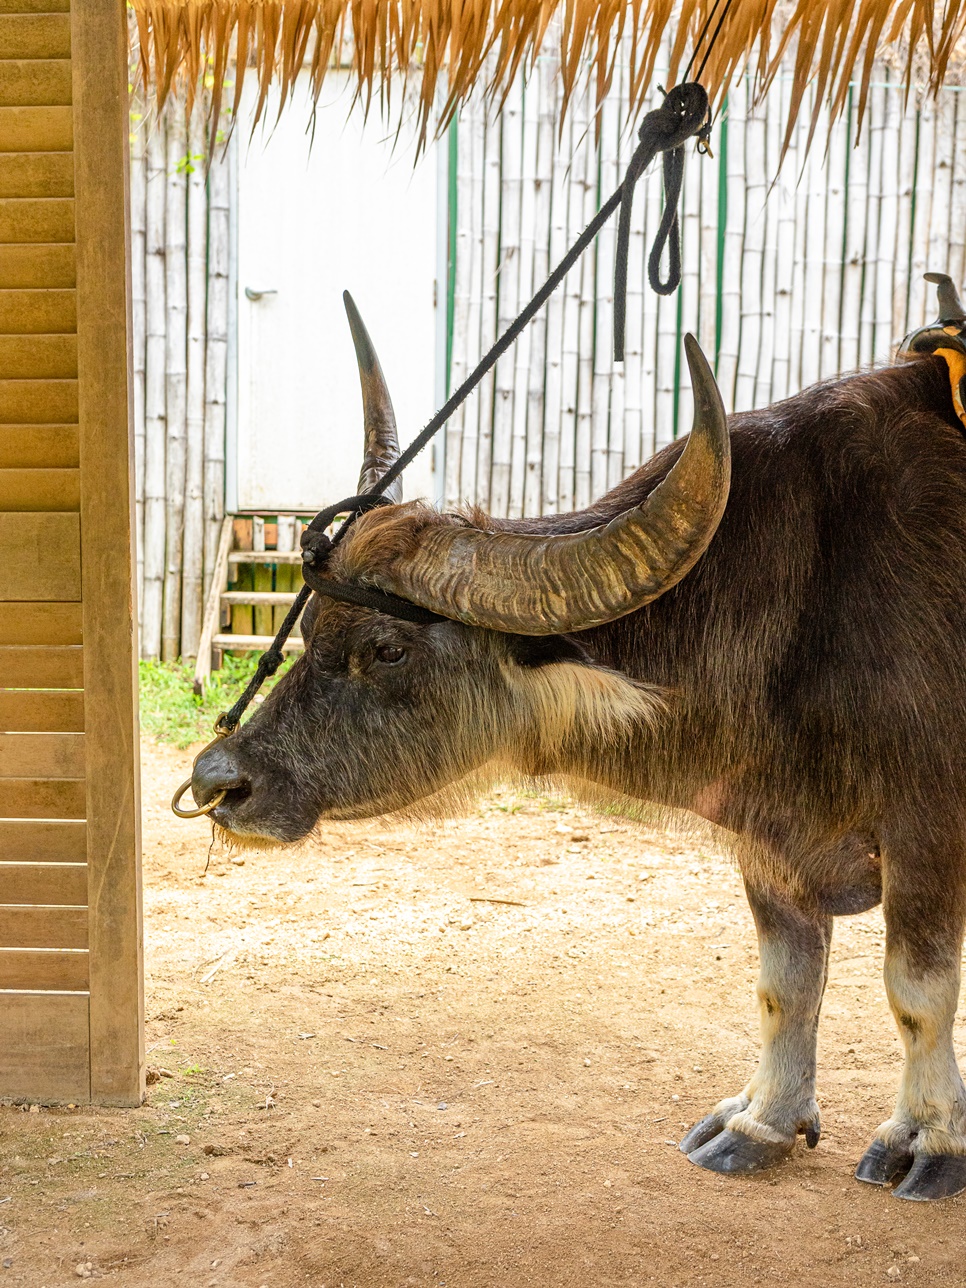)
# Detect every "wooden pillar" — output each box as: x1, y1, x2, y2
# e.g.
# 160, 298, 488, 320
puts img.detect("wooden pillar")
71, 0, 144, 1105
0, 0, 143, 1106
